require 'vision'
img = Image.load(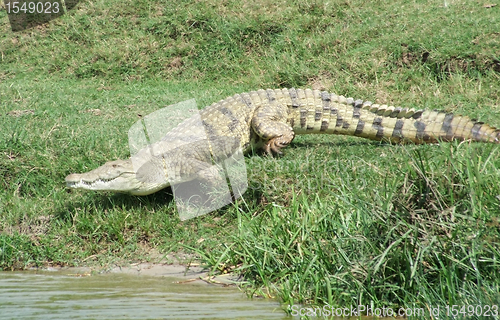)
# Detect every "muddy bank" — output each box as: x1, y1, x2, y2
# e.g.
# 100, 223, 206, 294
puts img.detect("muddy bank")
29, 259, 241, 286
